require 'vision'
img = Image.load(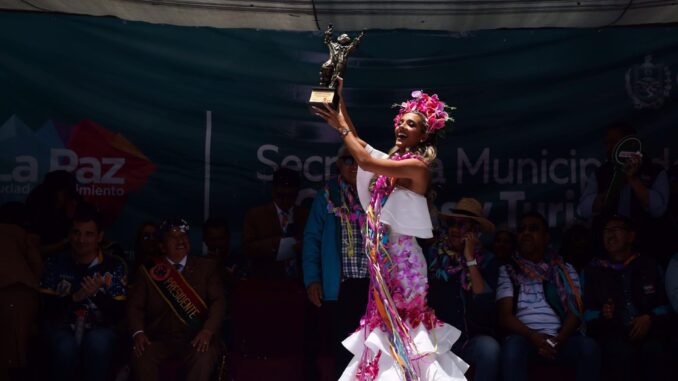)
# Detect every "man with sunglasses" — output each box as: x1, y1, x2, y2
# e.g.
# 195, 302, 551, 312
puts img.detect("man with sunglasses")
303, 145, 368, 378
425, 197, 500, 381
583, 215, 671, 381
497, 212, 600, 381
243, 167, 308, 279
